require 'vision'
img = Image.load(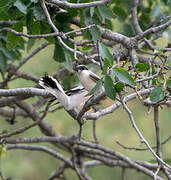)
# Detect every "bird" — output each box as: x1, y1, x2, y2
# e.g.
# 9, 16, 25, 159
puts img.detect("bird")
39, 75, 90, 111
75, 65, 104, 93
